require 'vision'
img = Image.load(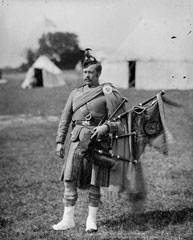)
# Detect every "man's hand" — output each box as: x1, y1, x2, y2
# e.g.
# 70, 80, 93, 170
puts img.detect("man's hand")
56, 143, 65, 159
91, 125, 108, 139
